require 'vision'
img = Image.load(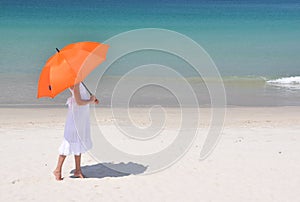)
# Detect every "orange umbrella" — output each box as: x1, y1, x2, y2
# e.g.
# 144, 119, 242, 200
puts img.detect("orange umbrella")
37, 41, 109, 98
